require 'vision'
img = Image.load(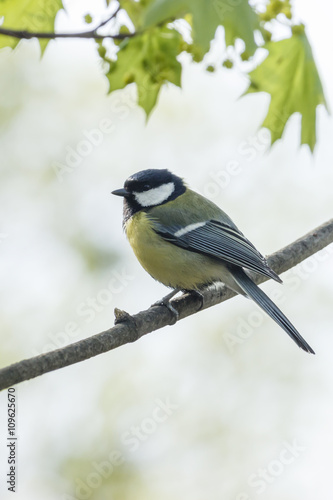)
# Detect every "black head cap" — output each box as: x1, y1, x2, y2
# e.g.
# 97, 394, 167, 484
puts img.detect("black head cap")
124, 169, 183, 192
112, 169, 186, 220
